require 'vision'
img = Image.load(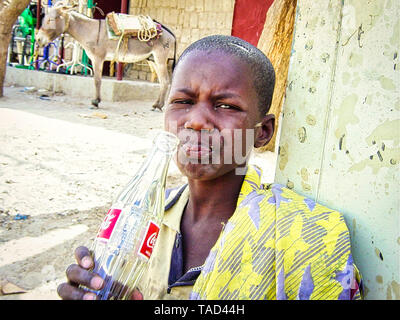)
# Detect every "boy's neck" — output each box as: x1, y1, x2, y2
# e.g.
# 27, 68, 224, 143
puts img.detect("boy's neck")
185, 168, 245, 223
